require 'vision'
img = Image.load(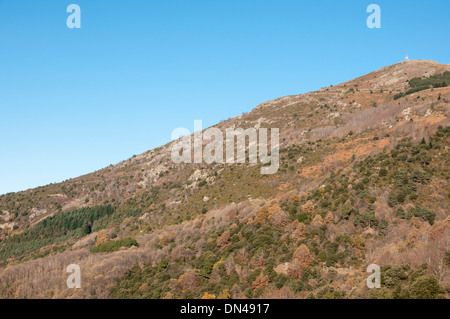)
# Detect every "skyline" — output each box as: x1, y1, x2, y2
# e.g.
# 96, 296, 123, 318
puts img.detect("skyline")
1, 0, 449, 195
